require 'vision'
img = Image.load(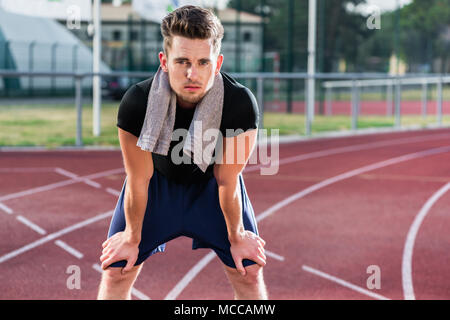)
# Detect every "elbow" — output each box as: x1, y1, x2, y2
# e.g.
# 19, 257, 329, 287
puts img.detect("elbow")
126, 170, 153, 193
214, 165, 239, 187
